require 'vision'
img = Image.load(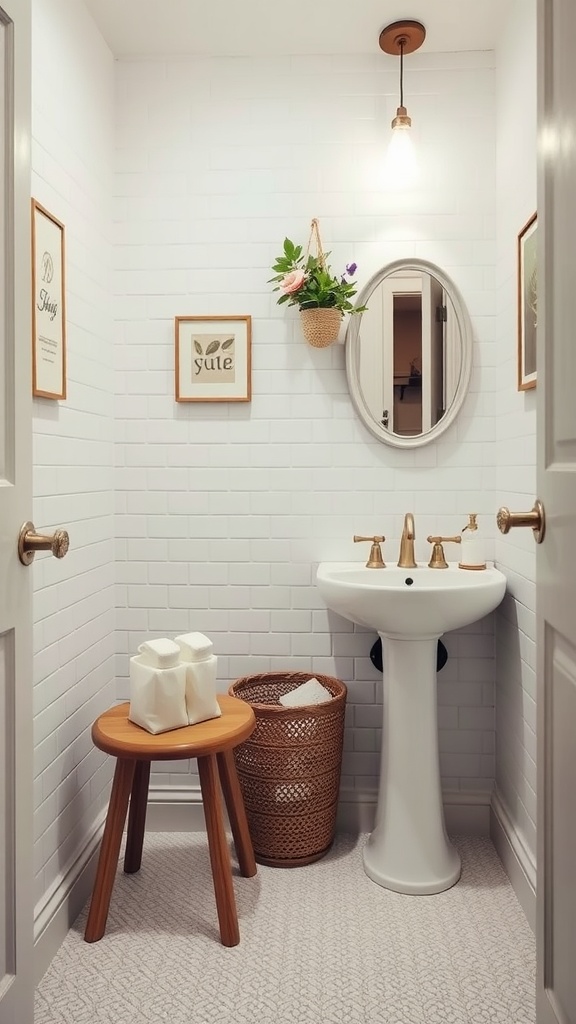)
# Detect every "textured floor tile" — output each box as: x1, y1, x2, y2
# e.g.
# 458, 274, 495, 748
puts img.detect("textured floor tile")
35, 834, 535, 1024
